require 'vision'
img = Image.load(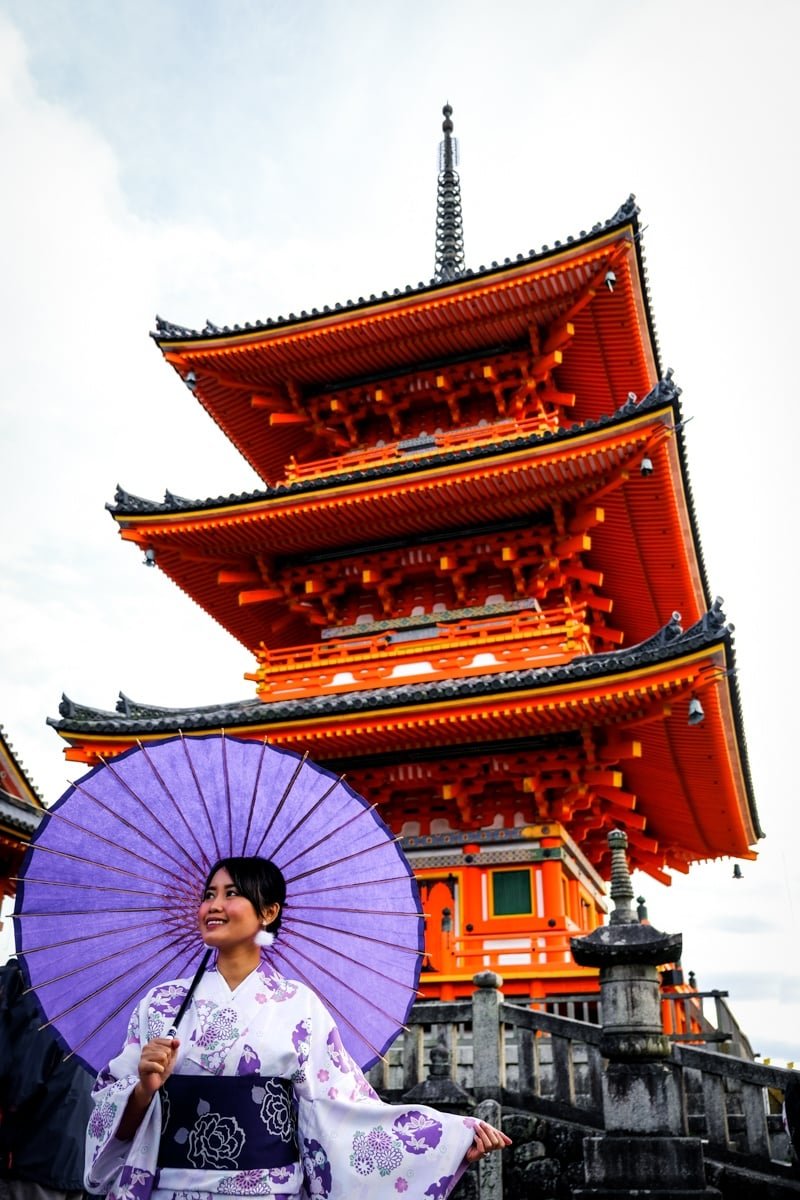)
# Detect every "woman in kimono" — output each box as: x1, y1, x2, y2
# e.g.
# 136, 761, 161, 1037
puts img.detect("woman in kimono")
85, 856, 510, 1200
